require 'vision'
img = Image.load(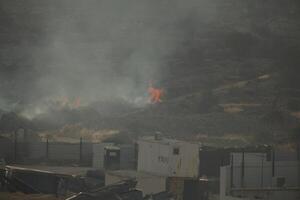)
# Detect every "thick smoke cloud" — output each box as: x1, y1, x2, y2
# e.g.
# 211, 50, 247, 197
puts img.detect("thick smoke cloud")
0, 0, 216, 118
